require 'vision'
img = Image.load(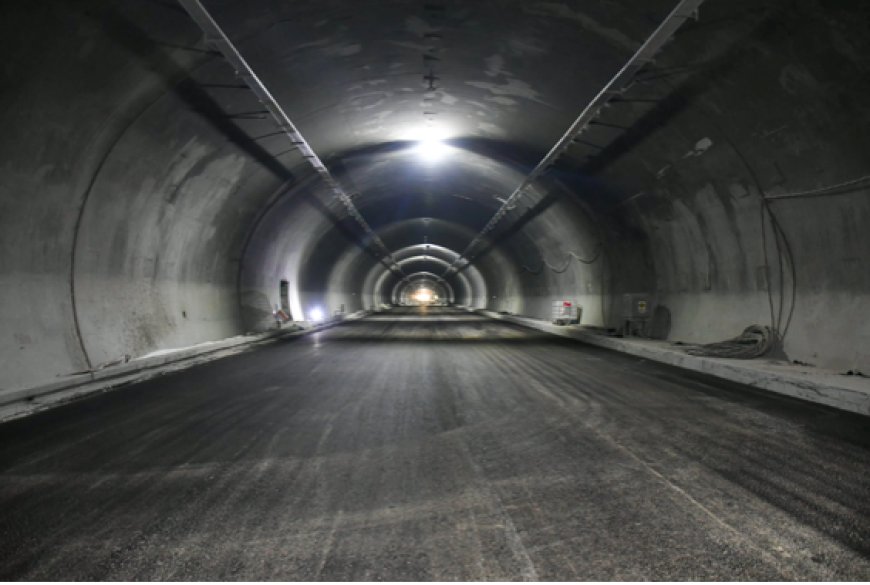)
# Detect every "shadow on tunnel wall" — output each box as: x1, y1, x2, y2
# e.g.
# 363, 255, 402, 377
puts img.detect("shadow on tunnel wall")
81, 3, 399, 341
